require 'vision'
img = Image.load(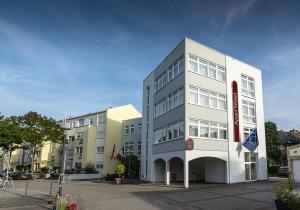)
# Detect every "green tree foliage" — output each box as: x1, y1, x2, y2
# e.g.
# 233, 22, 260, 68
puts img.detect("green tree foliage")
122, 155, 140, 178
265, 121, 280, 165
0, 113, 22, 150
17, 111, 64, 174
